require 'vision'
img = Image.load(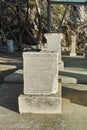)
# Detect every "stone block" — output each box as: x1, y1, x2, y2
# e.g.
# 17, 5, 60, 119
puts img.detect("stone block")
19, 95, 61, 114
23, 52, 59, 95
44, 33, 63, 63
70, 53, 76, 57
59, 76, 77, 84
